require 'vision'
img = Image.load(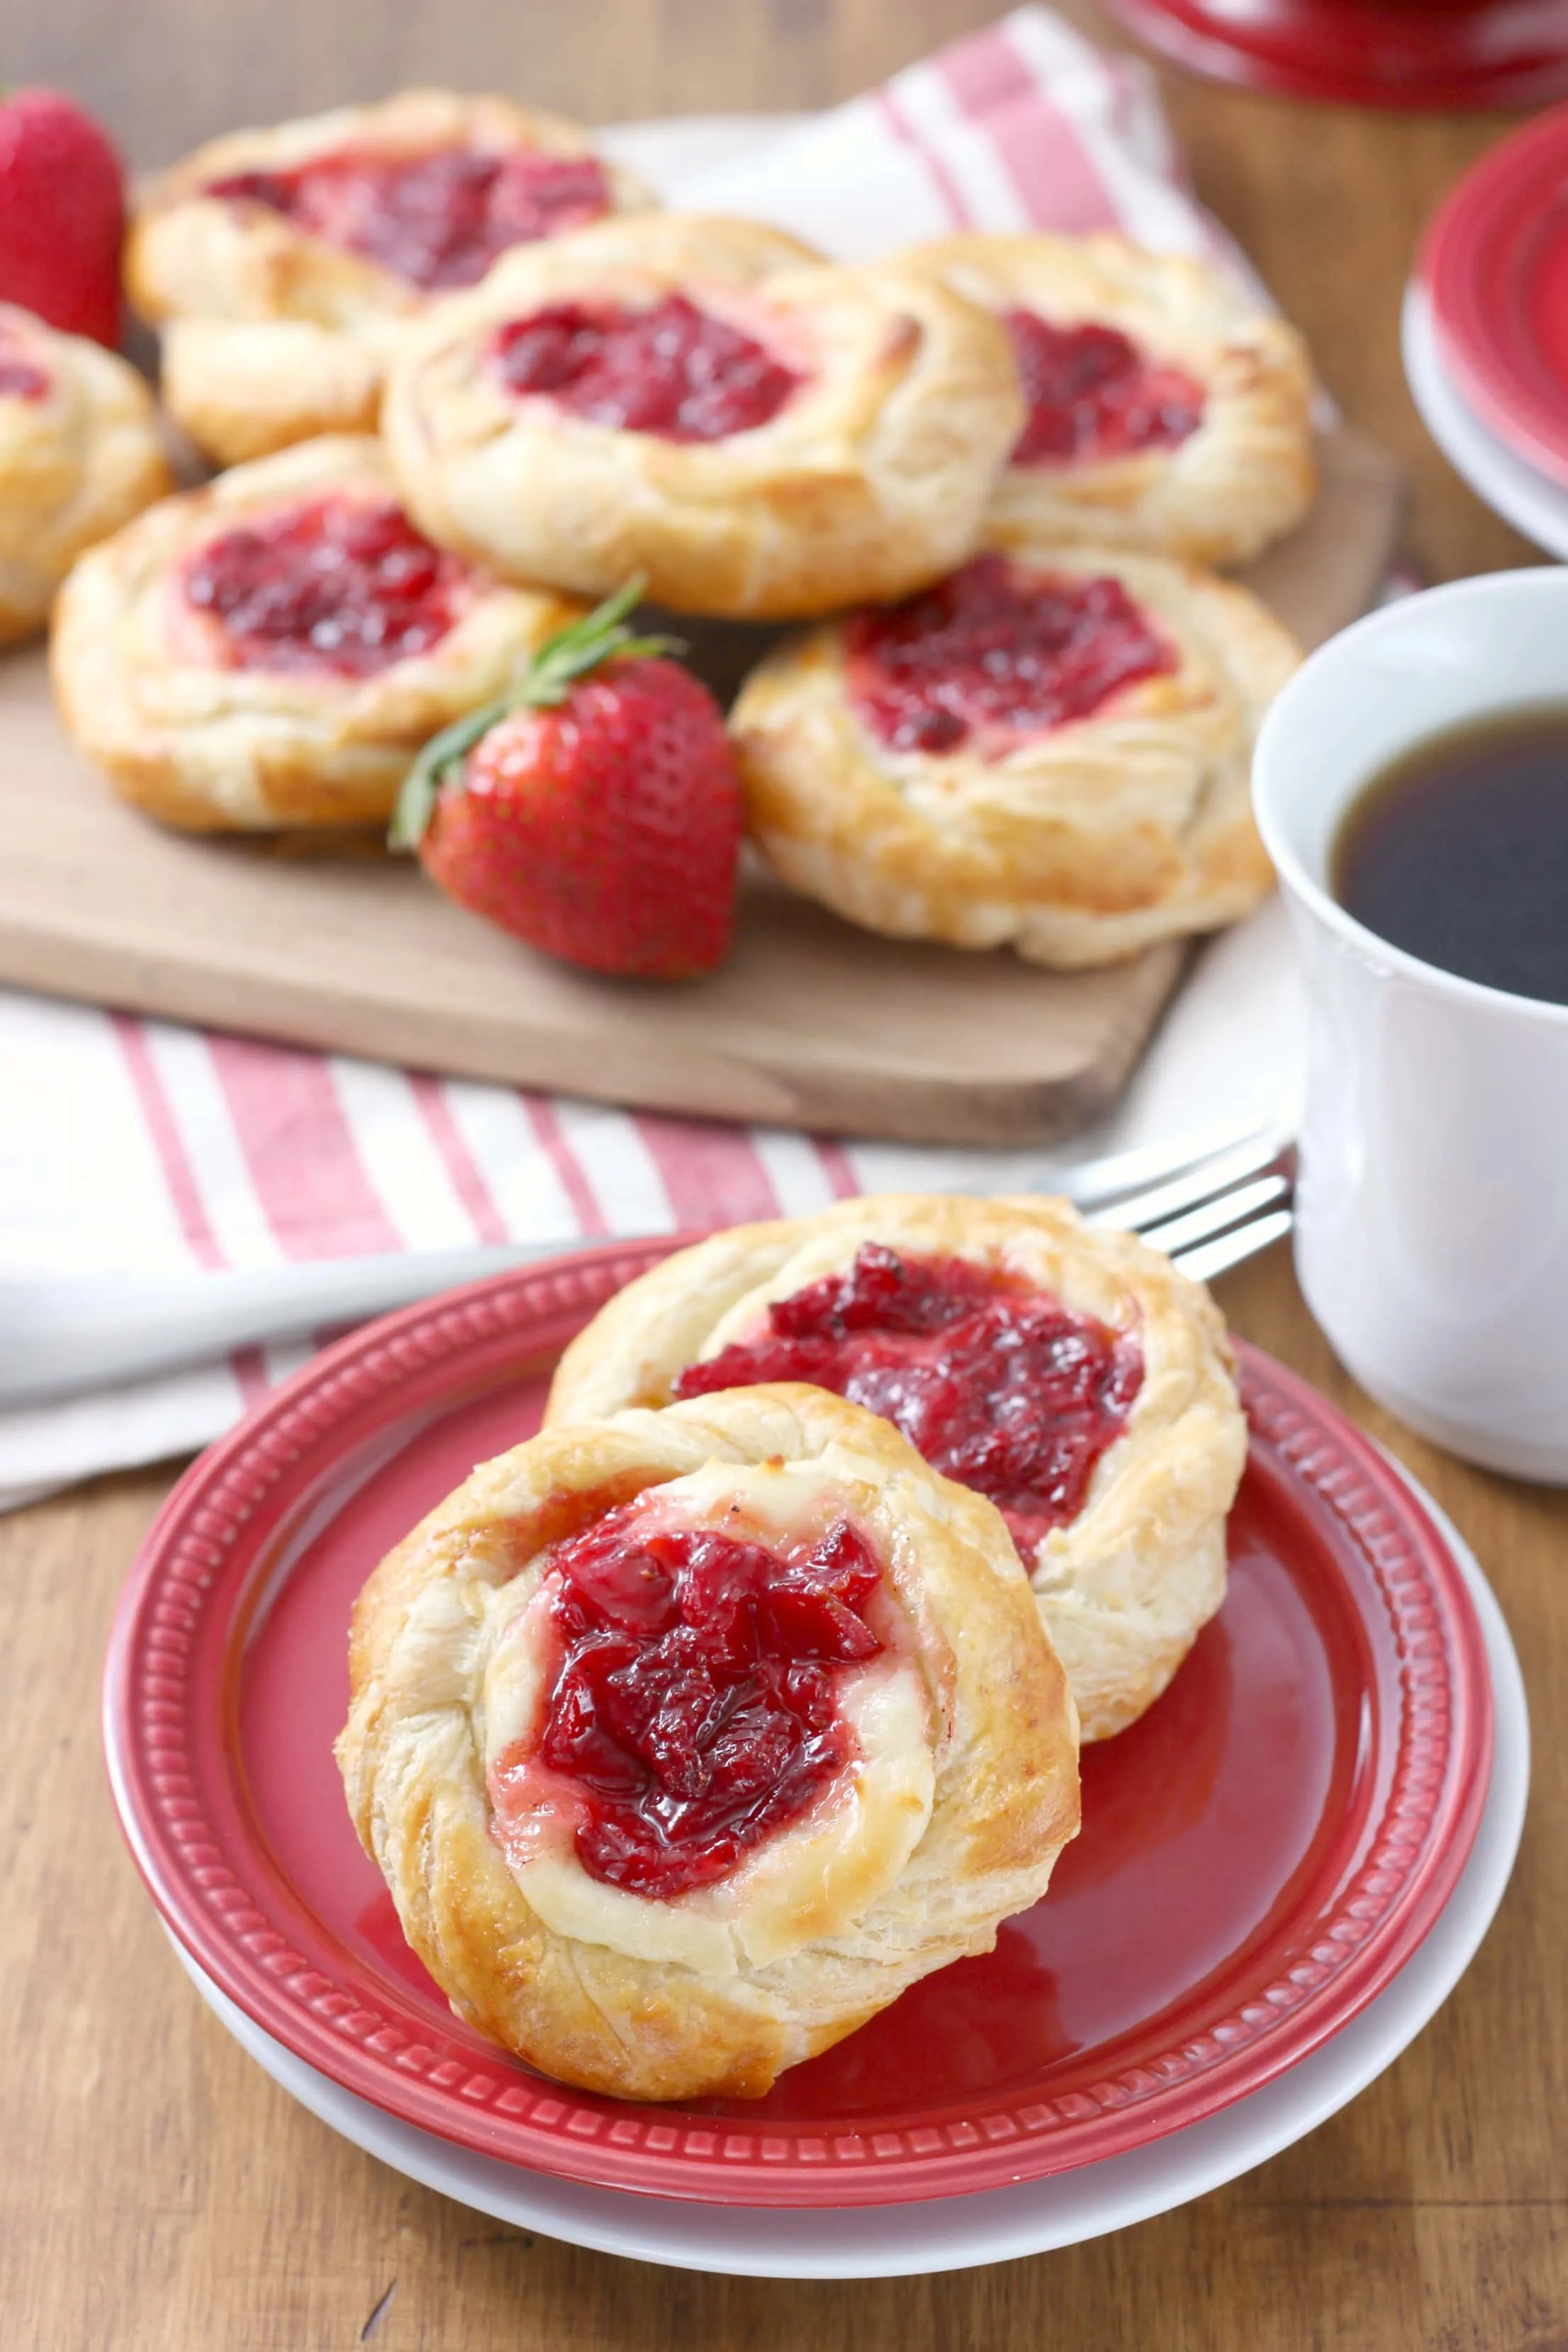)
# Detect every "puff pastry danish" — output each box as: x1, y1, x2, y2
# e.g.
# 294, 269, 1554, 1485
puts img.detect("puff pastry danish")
336, 1384, 1078, 2102
907, 233, 1315, 569
126, 91, 654, 466
729, 541, 1299, 966
381, 213, 1026, 620
50, 435, 582, 831
0, 303, 172, 646
547, 1195, 1248, 1742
